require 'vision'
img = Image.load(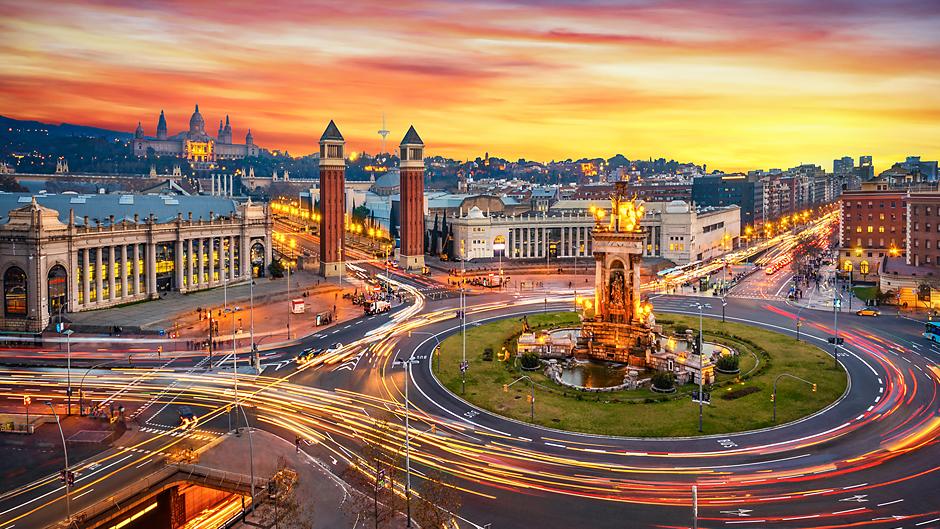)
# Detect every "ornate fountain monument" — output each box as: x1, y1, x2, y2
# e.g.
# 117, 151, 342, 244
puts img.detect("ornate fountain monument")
578, 182, 658, 366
